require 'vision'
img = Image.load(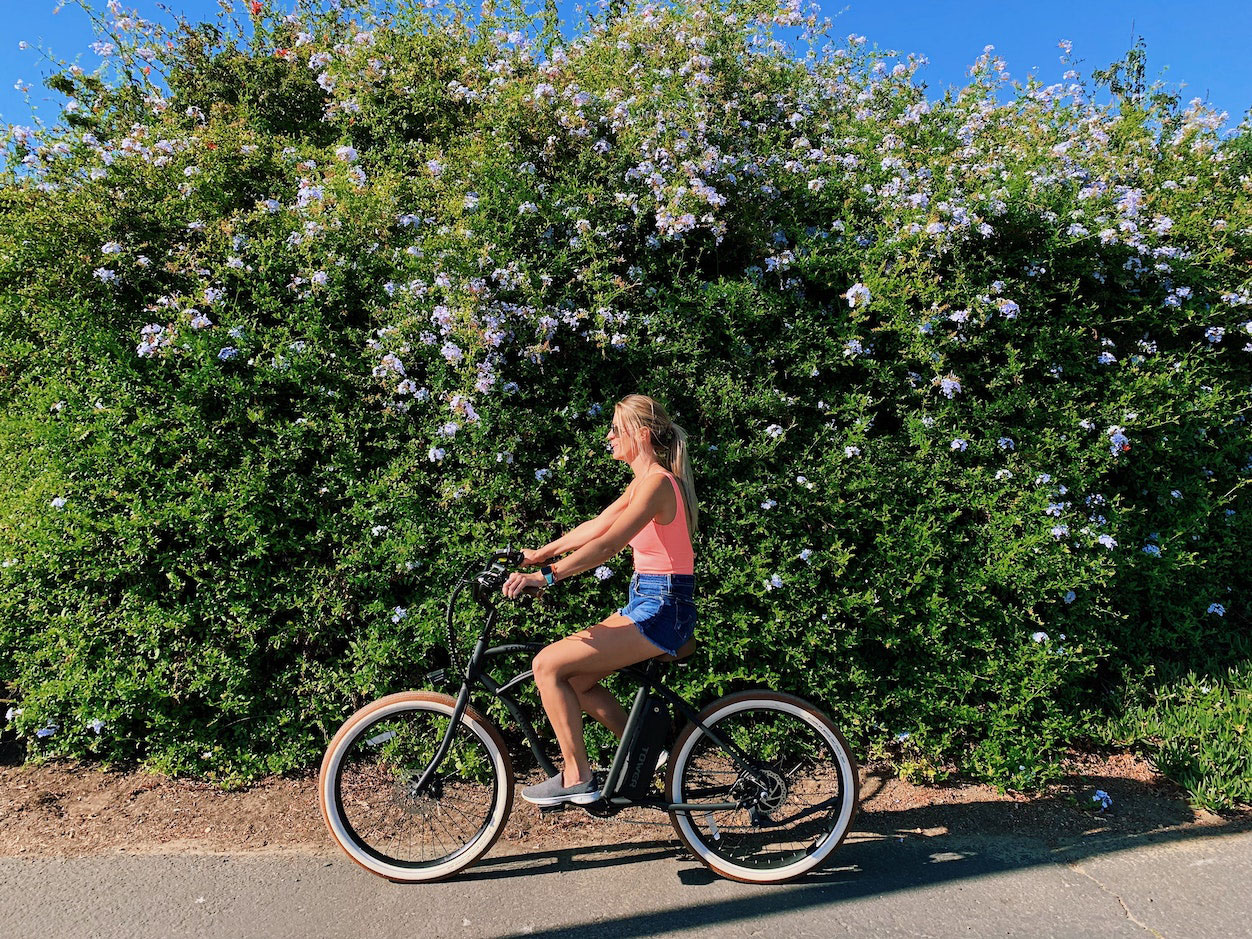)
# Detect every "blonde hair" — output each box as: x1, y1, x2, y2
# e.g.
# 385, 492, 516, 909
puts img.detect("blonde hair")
614, 394, 699, 537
